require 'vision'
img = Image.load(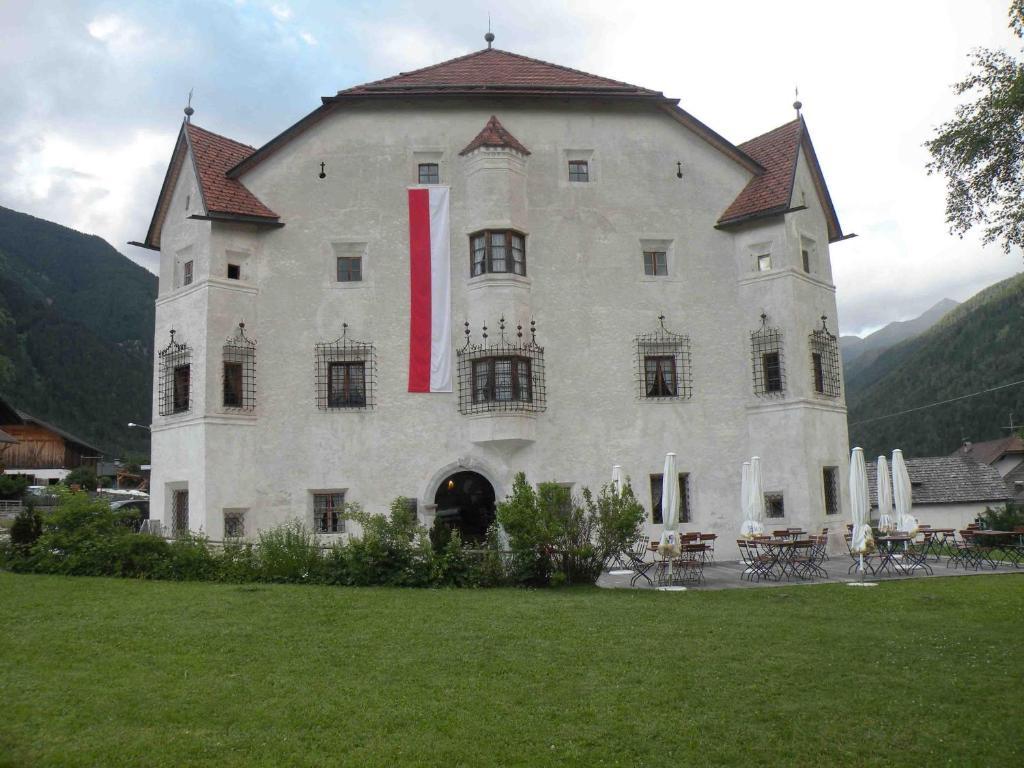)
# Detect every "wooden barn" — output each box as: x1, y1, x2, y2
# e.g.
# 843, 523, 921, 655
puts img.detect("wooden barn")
0, 397, 104, 483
